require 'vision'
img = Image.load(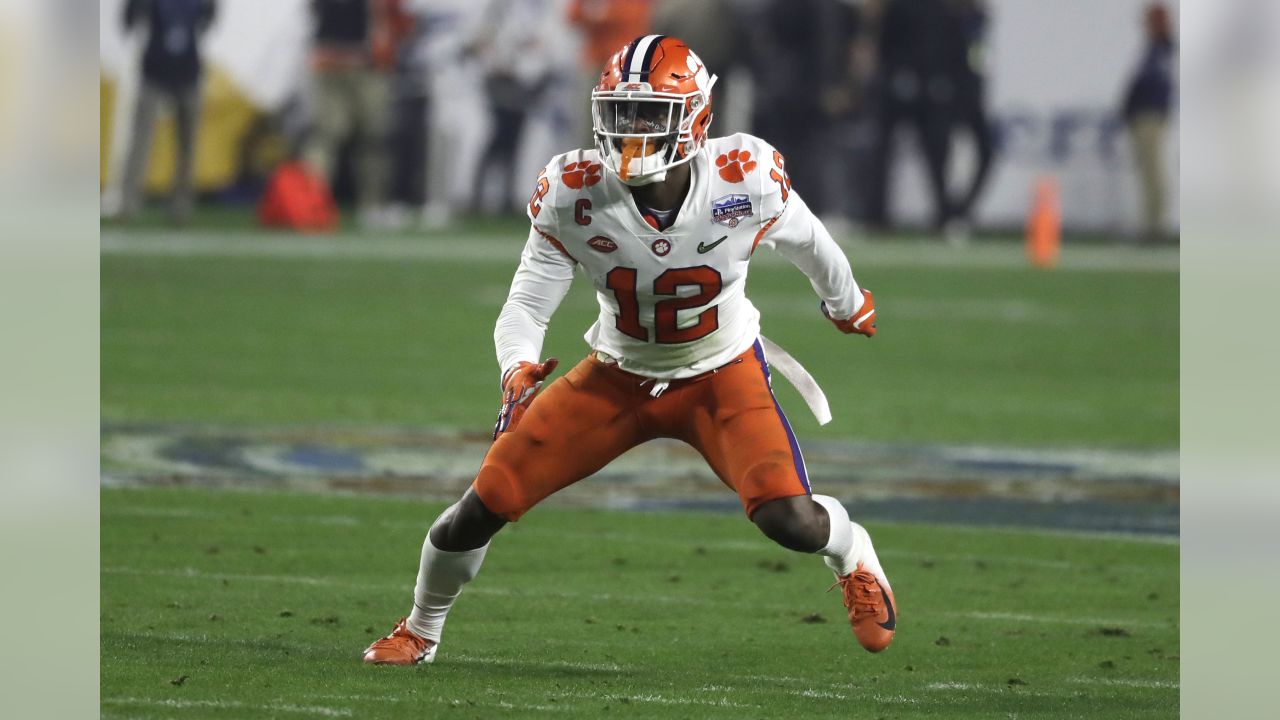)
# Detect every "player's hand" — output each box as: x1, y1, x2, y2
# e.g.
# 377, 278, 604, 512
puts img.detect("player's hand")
492, 358, 559, 440
822, 289, 877, 337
